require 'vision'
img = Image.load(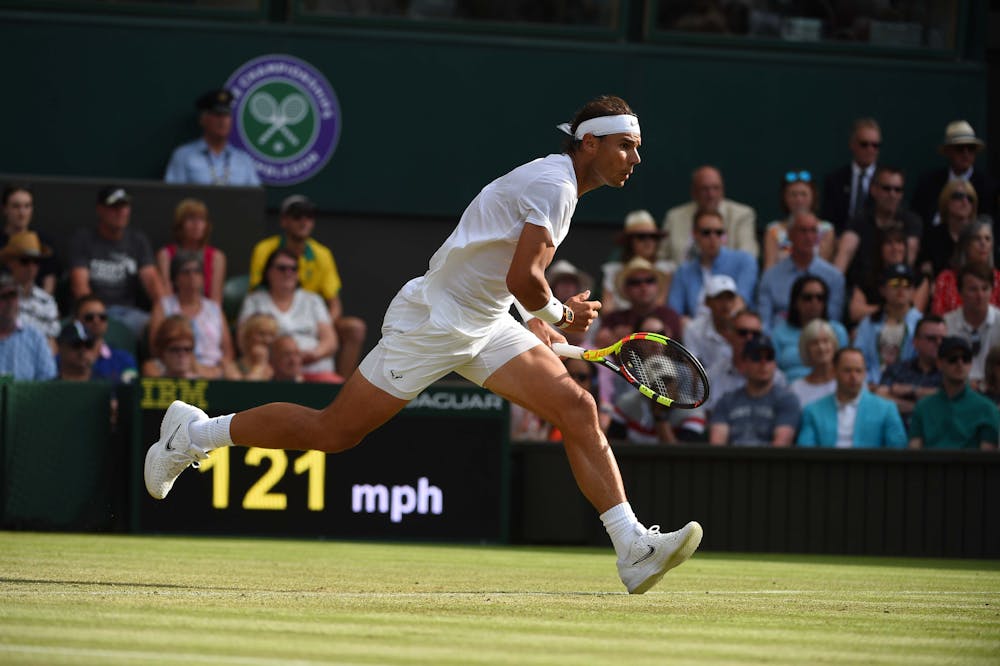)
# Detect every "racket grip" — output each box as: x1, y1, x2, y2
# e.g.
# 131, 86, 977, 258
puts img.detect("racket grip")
551, 342, 585, 359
